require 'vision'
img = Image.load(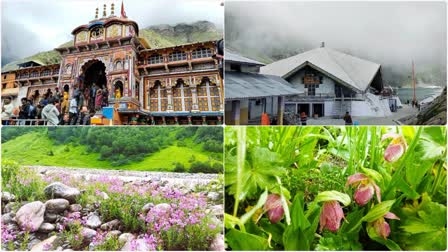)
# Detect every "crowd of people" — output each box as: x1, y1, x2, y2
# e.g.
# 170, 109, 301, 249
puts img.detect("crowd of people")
1, 83, 110, 126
